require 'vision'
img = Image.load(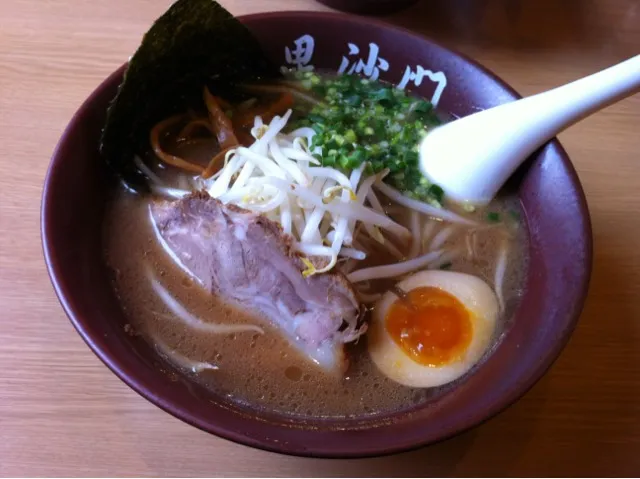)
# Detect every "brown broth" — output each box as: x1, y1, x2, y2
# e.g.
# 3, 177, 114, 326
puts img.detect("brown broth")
103, 185, 528, 419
